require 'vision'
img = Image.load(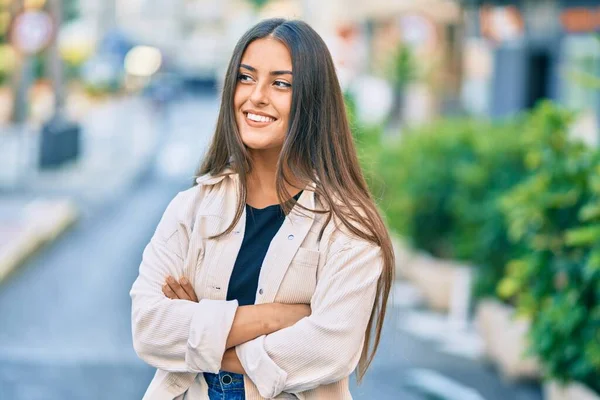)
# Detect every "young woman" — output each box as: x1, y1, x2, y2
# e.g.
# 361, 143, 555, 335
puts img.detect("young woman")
130, 18, 394, 400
